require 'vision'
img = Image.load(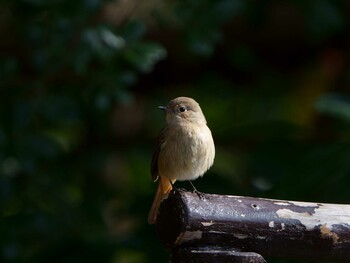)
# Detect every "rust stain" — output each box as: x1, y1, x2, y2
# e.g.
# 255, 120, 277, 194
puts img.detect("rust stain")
320, 224, 340, 244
